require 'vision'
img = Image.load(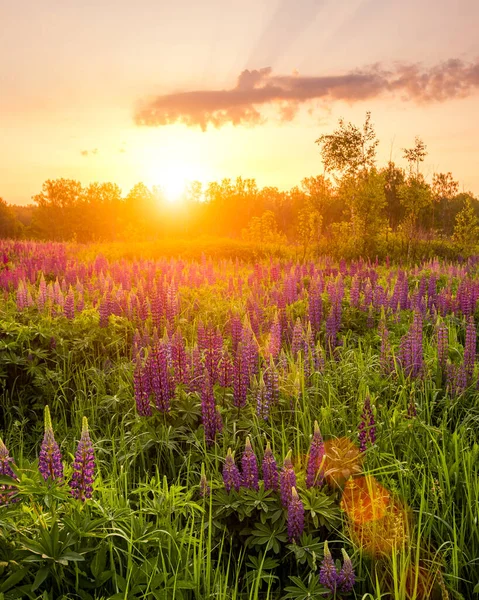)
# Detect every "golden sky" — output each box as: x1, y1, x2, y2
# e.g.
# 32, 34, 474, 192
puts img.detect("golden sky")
1, 0, 479, 204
